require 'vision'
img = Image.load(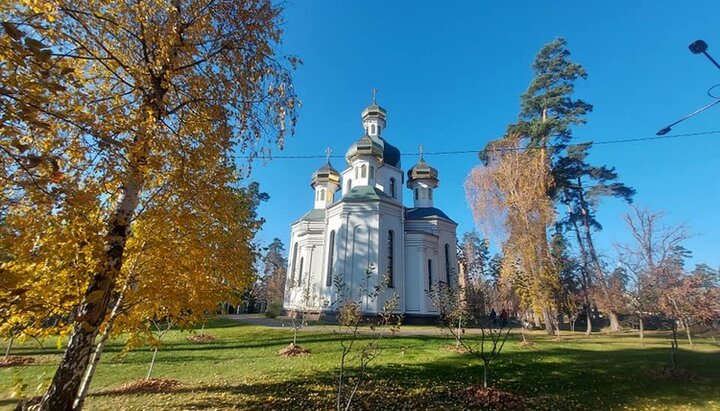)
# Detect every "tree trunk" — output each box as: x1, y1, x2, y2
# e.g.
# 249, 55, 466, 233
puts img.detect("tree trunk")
569, 212, 595, 338
542, 309, 555, 336
577, 183, 621, 332
35, 174, 143, 411
482, 361, 489, 389
639, 315, 645, 346
684, 318, 694, 348
146, 347, 159, 380
608, 311, 620, 333
585, 309, 592, 336
4, 335, 13, 360
533, 312, 541, 329
73, 278, 130, 410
